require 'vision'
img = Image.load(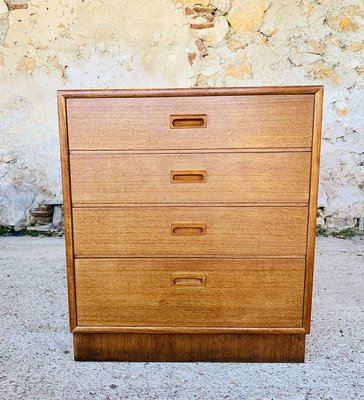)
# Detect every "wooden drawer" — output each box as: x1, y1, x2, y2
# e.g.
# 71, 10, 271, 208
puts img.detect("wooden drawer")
72, 206, 308, 257
58, 86, 324, 361
70, 152, 311, 205
67, 95, 314, 150
75, 258, 305, 328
